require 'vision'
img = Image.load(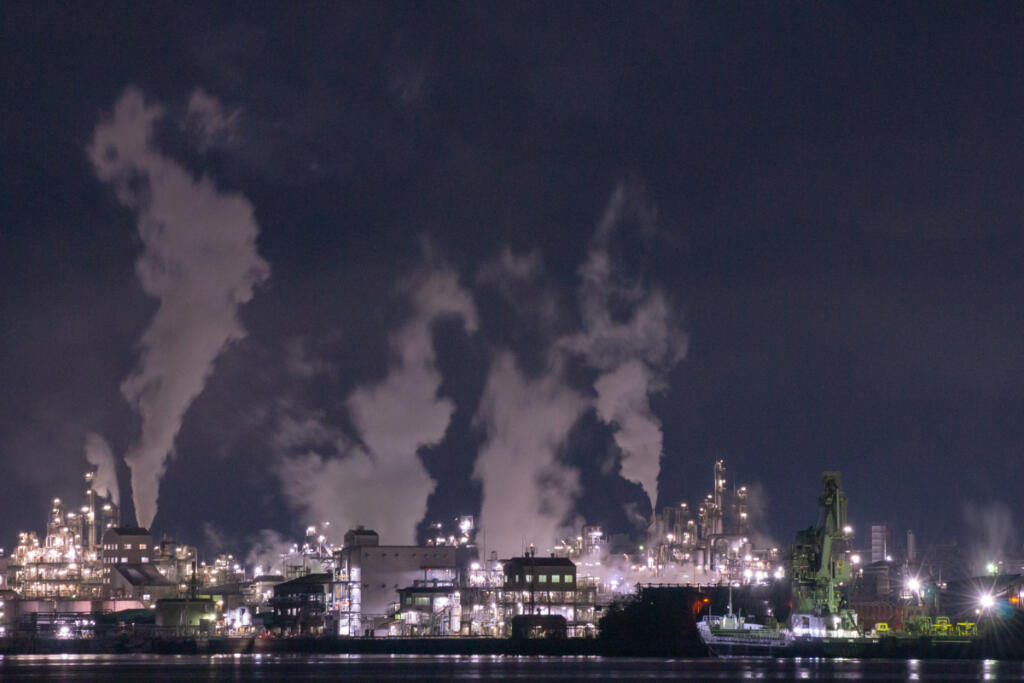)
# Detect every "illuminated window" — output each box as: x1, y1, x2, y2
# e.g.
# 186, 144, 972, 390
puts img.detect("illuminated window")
124, 544, 132, 550
415, 597, 430, 606
564, 575, 572, 583
538, 575, 547, 583
552, 575, 561, 583
139, 544, 147, 550
525, 574, 533, 583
